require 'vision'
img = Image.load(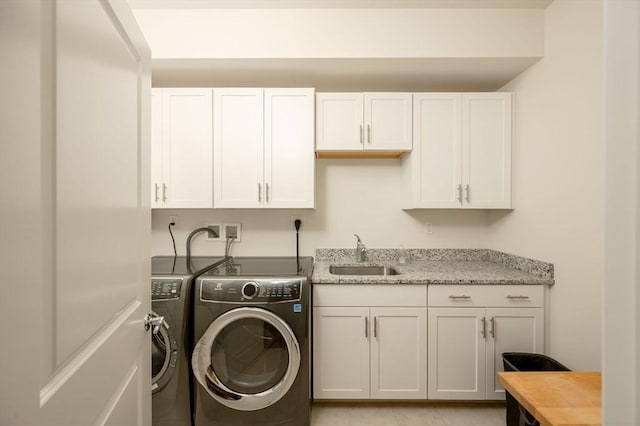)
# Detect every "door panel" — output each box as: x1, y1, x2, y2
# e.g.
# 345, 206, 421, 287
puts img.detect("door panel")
313, 307, 370, 399
0, 1, 152, 425
365, 93, 412, 150
370, 307, 427, 399
315, 93, 363, 151
264, 89, 315, 208
214, 88, 264, 208
428, 308, 486, 400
